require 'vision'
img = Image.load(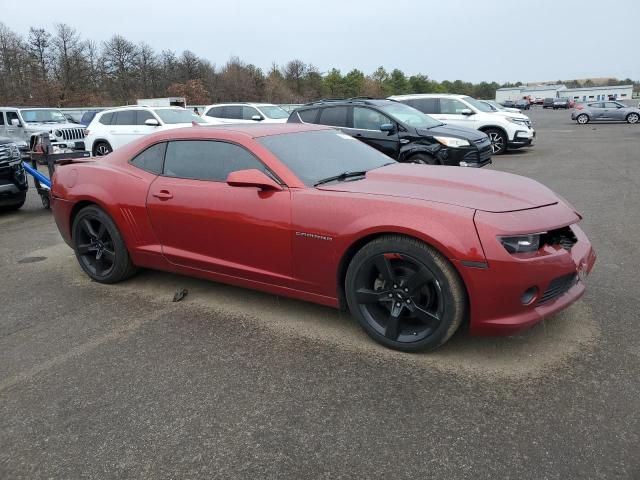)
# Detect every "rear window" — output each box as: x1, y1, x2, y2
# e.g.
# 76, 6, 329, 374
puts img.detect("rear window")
99, 112, 114, 125
130, 142, 166, 174
318, 106, 349, 127
297, 108, 319, 123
